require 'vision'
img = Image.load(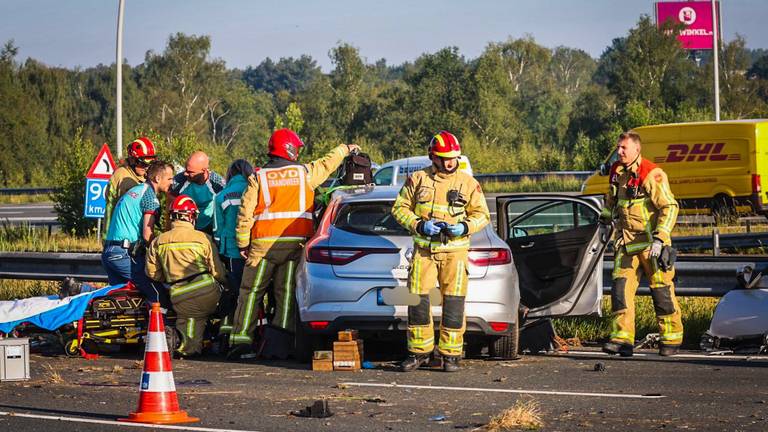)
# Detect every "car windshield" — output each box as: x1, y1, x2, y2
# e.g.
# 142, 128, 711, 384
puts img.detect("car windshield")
333, 201, 409, 236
